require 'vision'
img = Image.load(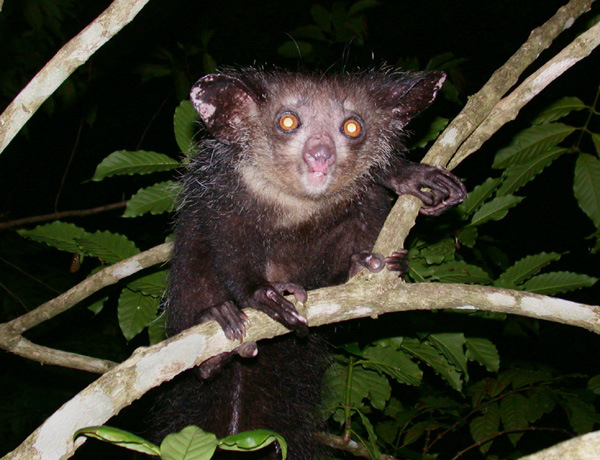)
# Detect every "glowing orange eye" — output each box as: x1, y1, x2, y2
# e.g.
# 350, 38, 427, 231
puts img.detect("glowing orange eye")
343, 118, 362, 138
278, 113, 299, 131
